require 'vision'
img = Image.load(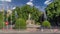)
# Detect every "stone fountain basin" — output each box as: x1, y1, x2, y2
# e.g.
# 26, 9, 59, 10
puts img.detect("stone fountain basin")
26, 24, 40, 28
